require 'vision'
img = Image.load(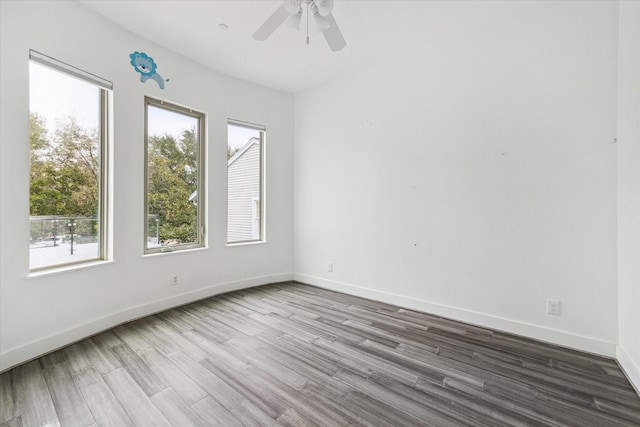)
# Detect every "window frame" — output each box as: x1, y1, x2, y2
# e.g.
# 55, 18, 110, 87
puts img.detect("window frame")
28, 51, 111, 272
143, 97, 206, 254
226, 119, 266, 245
